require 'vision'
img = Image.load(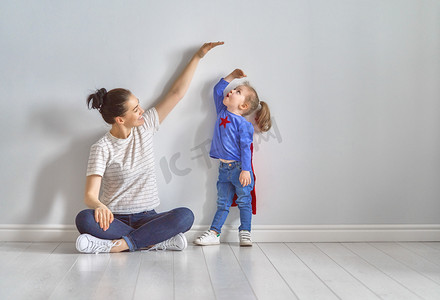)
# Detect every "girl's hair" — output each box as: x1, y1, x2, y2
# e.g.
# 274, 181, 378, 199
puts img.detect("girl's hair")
87, 88, 132, 124
242, 82, 272, 132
